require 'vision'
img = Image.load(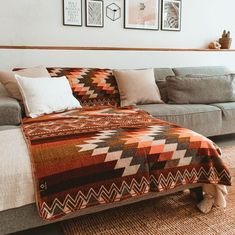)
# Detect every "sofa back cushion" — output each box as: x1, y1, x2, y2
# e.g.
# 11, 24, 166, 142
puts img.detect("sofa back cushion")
47, 67, 120, 107
172, 66, 230, 76
0, 66, 51, 100
154, 66, 230, 103
0, 95, 22, 126
0, 83, 8, 97
166, 74, 235, 104
154, 68, 175, 103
